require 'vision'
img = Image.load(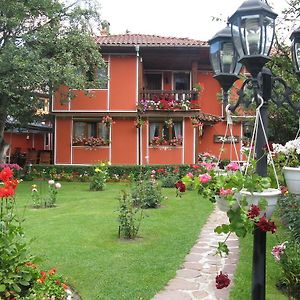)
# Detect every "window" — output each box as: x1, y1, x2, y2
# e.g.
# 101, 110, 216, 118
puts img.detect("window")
144, 73, 162, 90
97, 63, 108, 89
78, 62, 108, 89
149, 121, 183, 146
174, 72, 190, 90
73, 121, 110, 146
